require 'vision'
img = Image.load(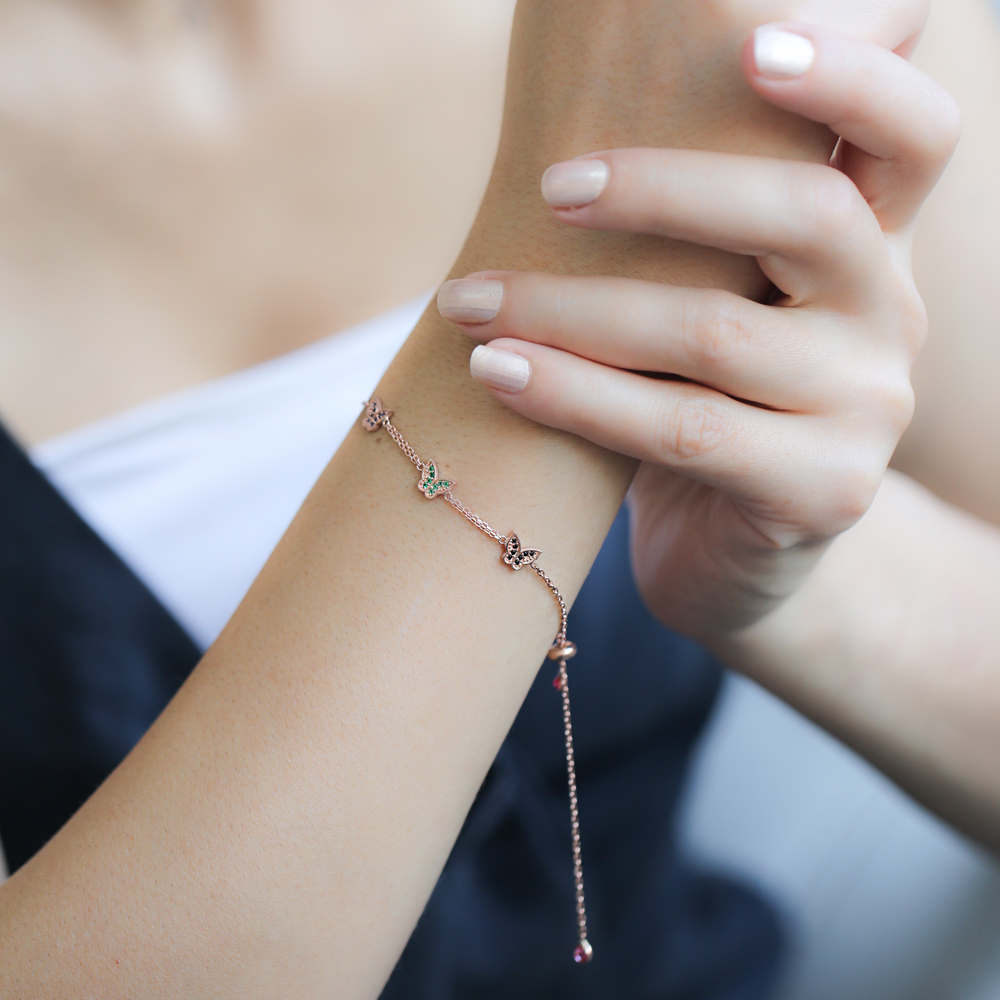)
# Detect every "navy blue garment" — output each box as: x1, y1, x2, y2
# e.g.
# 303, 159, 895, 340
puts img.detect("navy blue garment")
0, 421, 783, 995
0, 423, 202, 871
